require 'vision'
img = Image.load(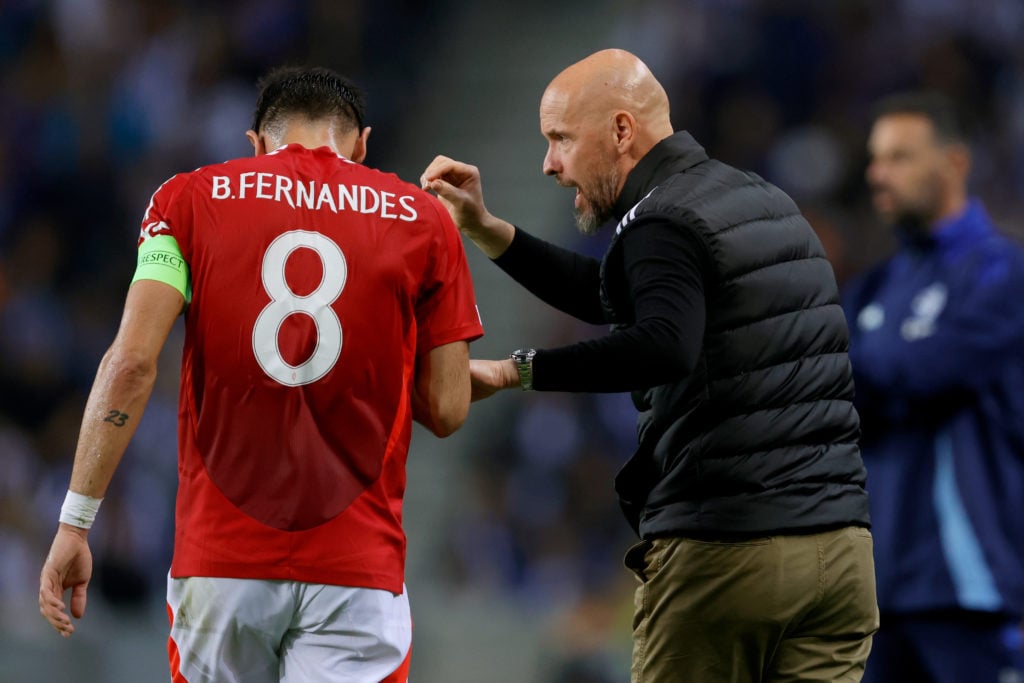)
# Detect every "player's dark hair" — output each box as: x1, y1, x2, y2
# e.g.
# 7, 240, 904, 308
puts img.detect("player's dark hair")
251, 66, 366, 135
871, 91, 966, 144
